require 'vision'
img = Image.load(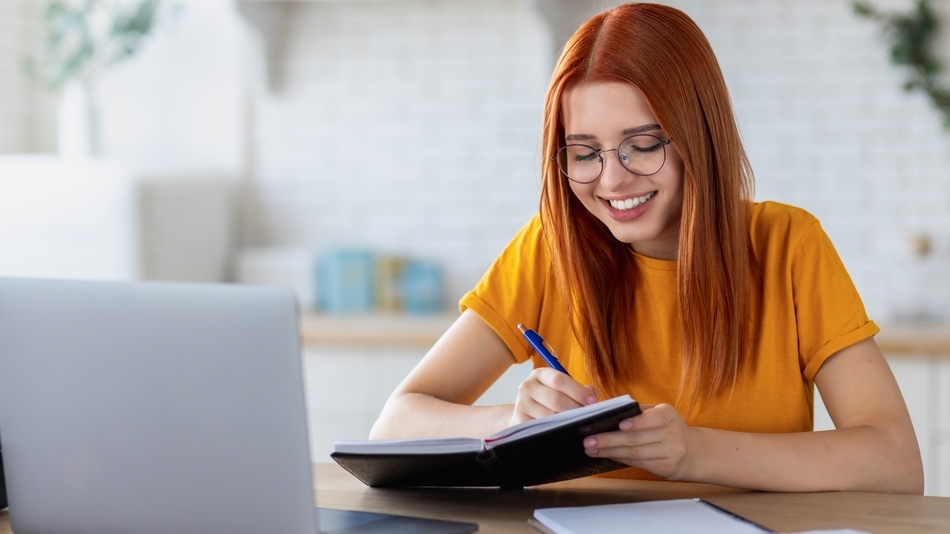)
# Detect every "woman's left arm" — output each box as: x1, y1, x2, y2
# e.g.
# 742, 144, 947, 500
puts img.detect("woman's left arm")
584, 337, 924, 493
